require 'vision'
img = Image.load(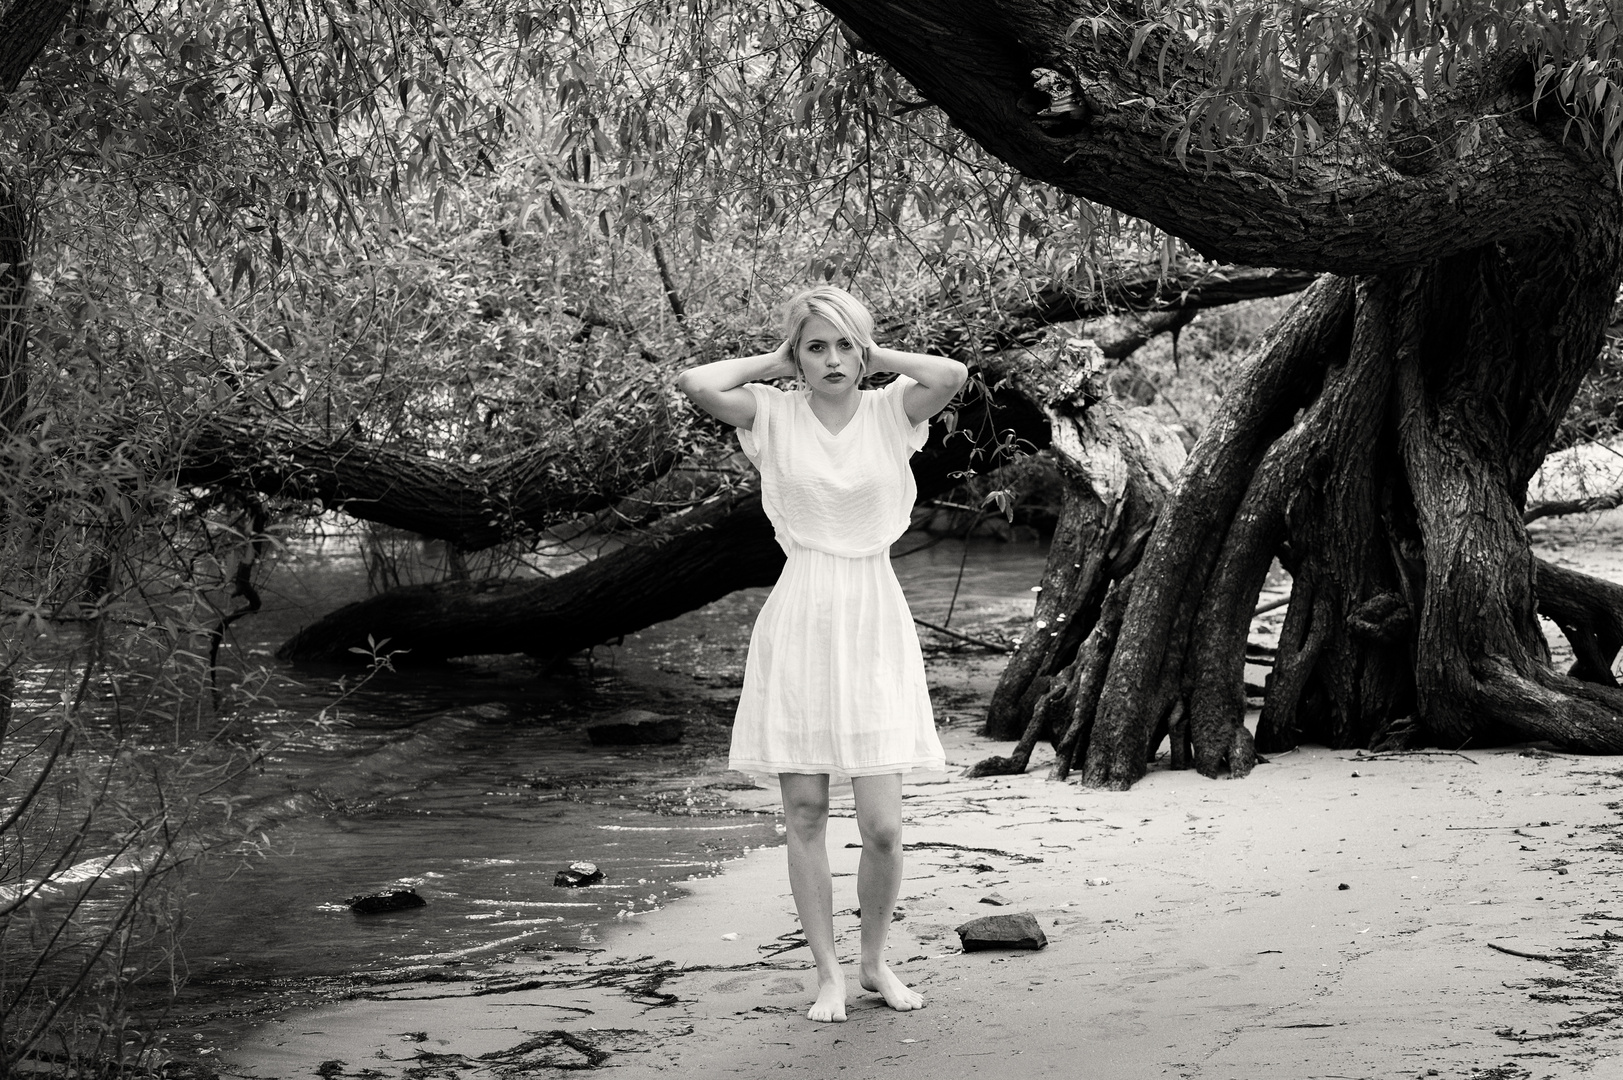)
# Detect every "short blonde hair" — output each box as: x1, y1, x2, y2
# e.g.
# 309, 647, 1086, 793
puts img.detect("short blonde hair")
781, 285, 877, 378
